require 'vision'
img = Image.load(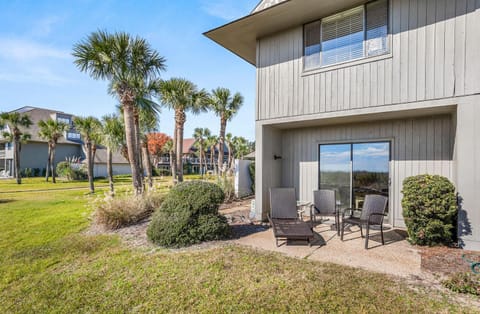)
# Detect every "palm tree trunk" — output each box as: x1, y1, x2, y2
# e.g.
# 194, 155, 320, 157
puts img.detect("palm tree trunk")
169, 149, 174, 177
175, 109, 186, 183
51, 143, 56, 184
45, 144, 51, 182
171, 127, 177, 184
85, 142, 94, 193
226, 143, 232, 172
199, 143, 203, 178
107, 147, 114, 195
122, 103, 143, 194
14, 140, 21, 184
133, 107, 144, 181
142, 141, 153, 189
217, 117, 226, 175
